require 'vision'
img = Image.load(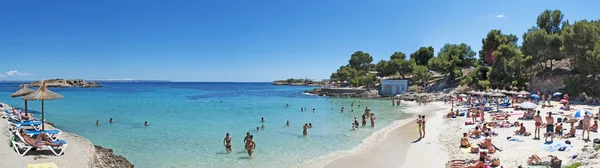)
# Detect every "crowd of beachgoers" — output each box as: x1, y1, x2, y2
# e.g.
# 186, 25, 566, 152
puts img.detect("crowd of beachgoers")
441, 92, 600, 168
